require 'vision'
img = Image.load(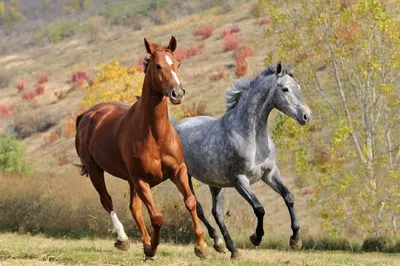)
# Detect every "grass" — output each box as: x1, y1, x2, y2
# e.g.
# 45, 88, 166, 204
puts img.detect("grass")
0, 233, 399, 266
